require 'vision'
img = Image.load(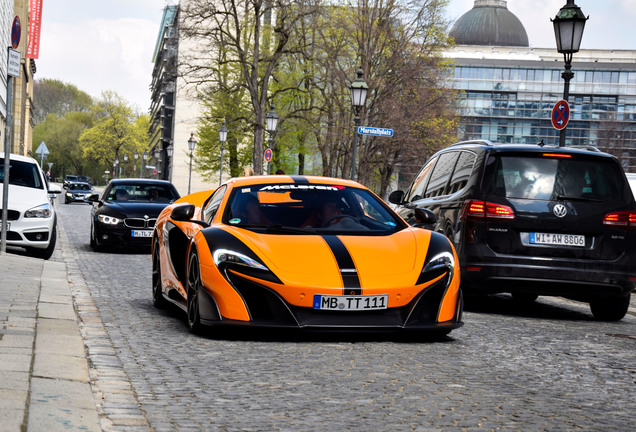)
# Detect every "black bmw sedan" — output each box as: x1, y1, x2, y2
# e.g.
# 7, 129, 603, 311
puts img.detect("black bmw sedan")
89, 179, 180, 251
